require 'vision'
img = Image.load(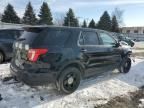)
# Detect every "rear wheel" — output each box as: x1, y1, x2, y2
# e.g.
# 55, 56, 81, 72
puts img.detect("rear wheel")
119, 57, 131, 73
0, 52, 4, 63
58, 67, 81, 94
